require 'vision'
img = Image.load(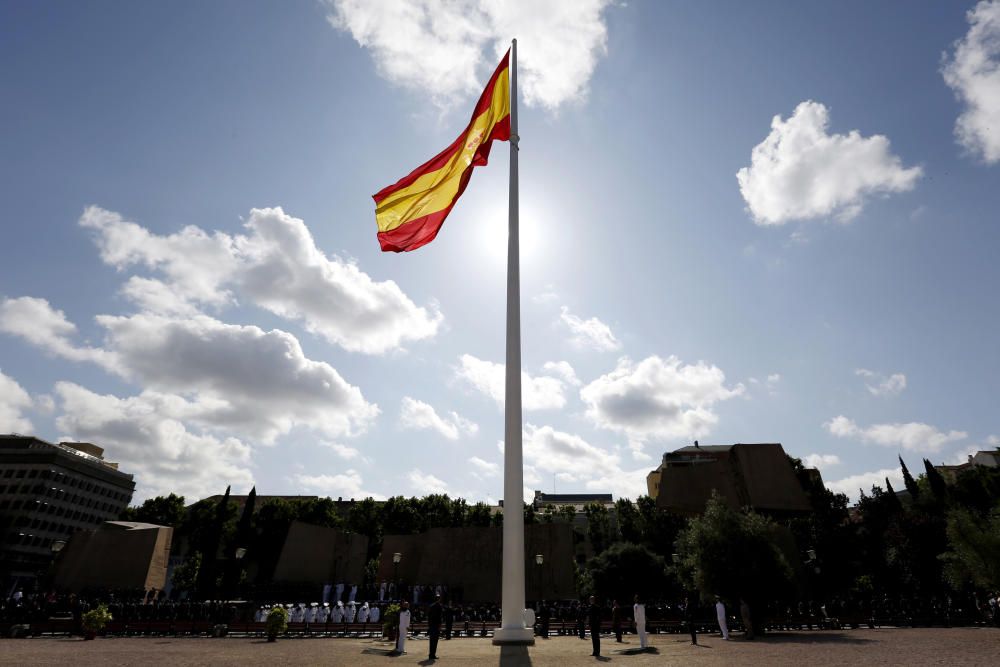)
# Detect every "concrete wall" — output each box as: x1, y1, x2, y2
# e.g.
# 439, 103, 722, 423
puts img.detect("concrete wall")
377, 523, 575, 602
53, 523, 173, 592
272, 520, 368, 584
